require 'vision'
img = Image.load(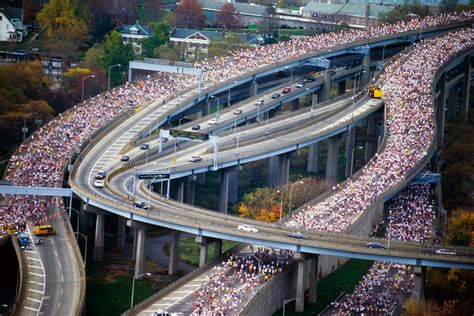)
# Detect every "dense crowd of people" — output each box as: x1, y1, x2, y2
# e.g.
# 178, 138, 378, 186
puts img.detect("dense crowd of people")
191, 248, 293, 314
329, 184, 436, 314
286, 27, 474, 233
